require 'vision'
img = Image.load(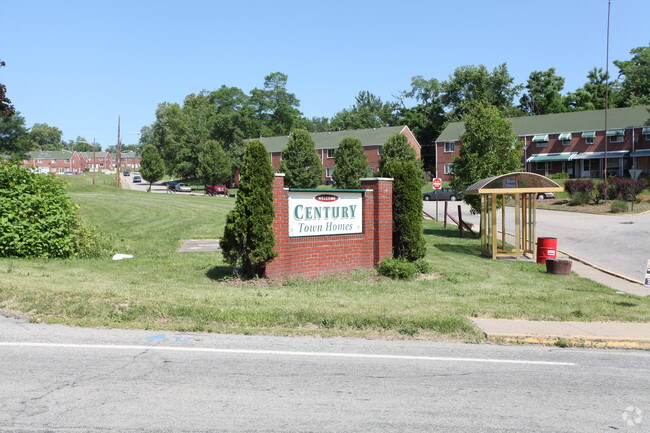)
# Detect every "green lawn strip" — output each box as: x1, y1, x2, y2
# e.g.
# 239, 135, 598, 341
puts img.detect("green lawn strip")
0, 182, 648, 341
